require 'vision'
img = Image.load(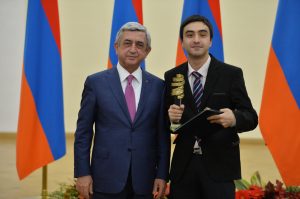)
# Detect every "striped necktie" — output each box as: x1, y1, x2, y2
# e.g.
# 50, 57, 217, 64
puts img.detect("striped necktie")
192, 71, 203, 111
